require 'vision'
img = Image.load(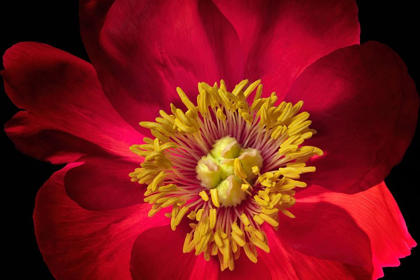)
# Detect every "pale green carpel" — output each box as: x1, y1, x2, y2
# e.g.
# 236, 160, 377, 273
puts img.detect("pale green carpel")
196, 136, 263, 206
